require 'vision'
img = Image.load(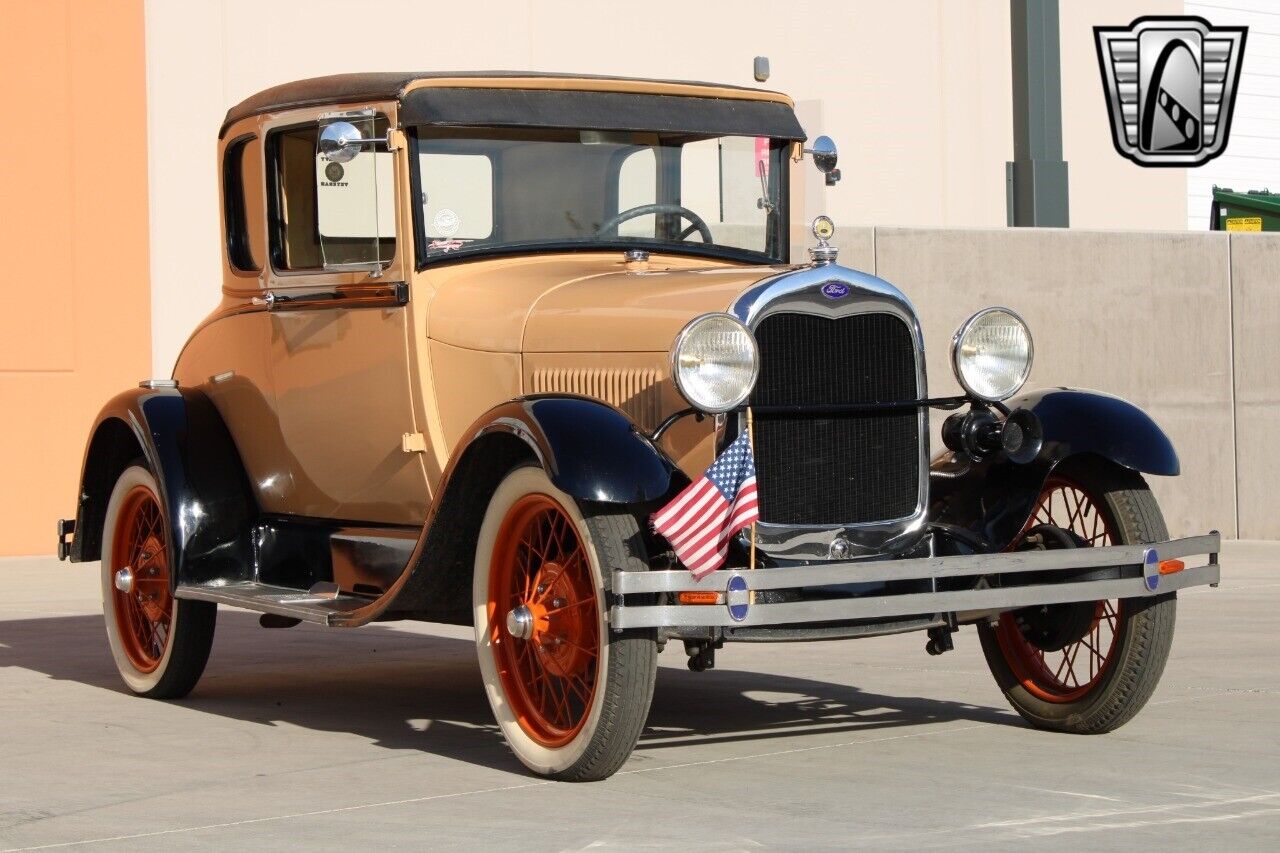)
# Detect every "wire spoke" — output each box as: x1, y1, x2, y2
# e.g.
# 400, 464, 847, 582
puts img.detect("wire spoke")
545, 598, 594, 616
